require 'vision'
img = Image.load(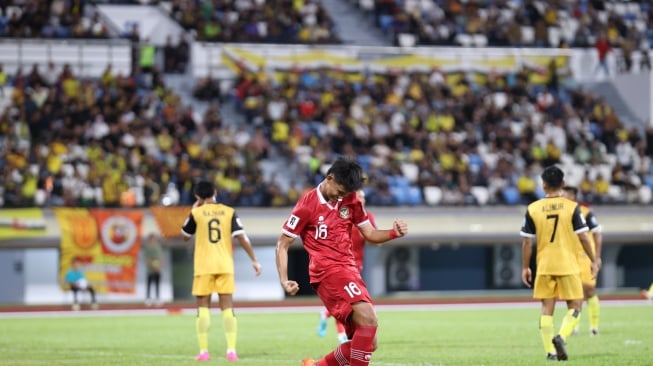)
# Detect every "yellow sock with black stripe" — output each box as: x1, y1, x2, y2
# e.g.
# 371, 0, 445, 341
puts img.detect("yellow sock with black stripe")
196, 307, 210, 352
558, 309, 580, 340
539, 315, 556, 354
587, 295, 600, 330
222, 308, 237, 351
